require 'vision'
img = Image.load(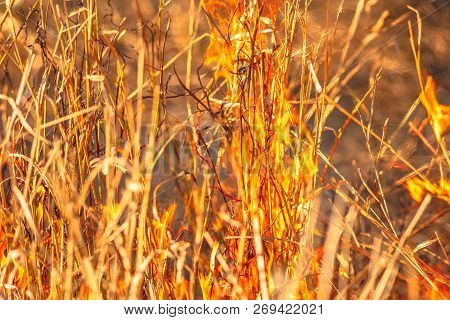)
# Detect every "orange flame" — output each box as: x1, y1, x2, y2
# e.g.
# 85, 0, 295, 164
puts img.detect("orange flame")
203, 0, 284, 81
420, 76, 450, 141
